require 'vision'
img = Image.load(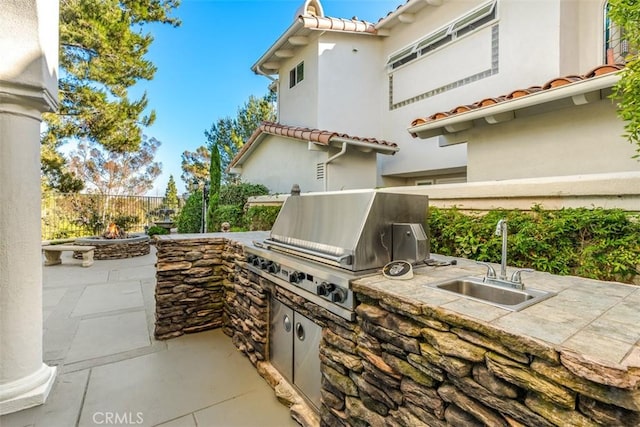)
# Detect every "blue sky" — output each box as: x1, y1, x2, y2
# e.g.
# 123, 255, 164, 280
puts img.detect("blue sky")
134, 0, 401, 195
